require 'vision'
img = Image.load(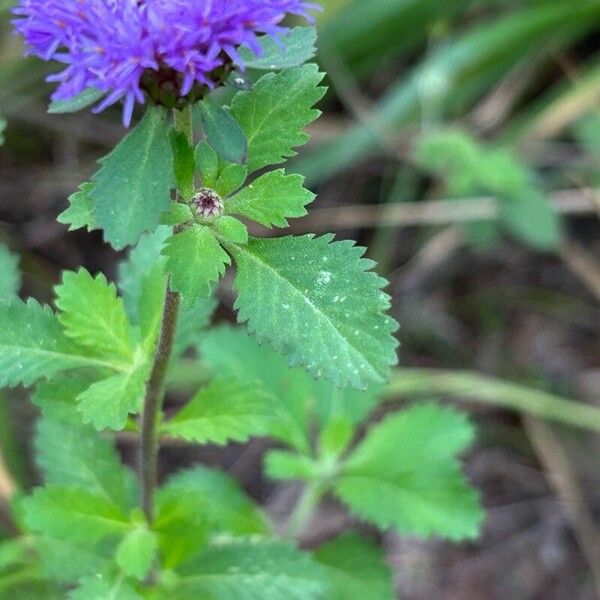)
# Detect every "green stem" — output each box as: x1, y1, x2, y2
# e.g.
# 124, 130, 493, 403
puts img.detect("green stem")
285, 481, 323, 540
139, 105, 193, 523
388, 368, 600, 433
